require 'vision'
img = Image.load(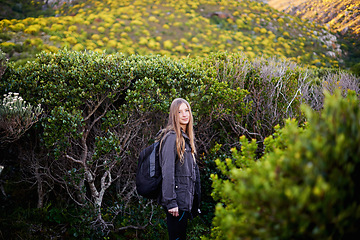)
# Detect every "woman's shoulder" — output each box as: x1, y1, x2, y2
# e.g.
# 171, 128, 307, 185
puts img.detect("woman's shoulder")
157, 129, 176, 142
163, 130, 176, 140
160, 130, 176, 152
